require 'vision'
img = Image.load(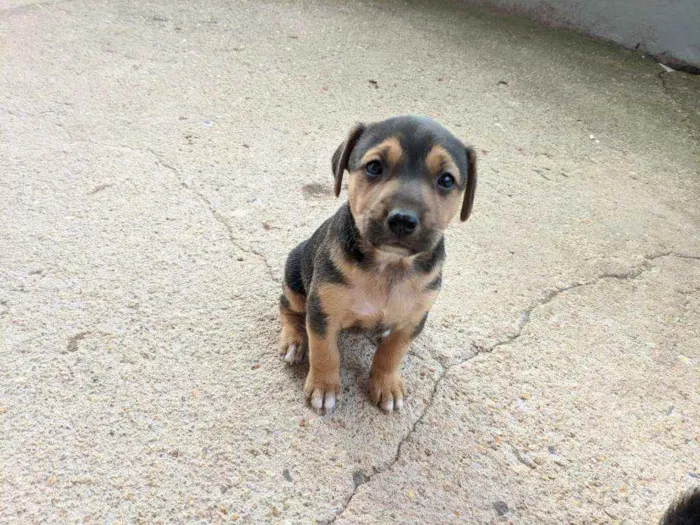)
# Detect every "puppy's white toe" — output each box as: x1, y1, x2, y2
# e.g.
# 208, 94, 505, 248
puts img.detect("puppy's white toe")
324, 392, 336, 411
310, 389, 336, 412
284, 344, 297, 363
310, 390, 324, 410
394, 397, 404, 411
293, 347, 306, 364
380, 396, 394, 412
